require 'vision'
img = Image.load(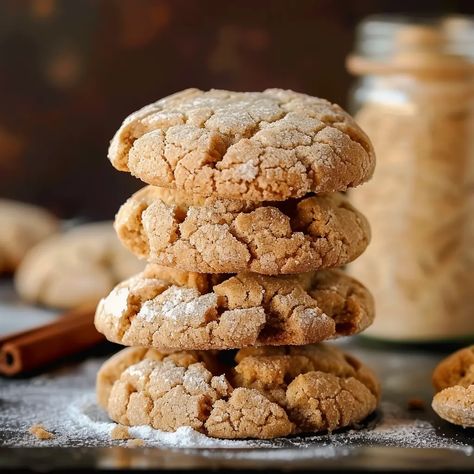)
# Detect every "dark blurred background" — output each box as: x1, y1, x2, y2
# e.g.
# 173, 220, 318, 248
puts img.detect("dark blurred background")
1, 0, 473, 220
